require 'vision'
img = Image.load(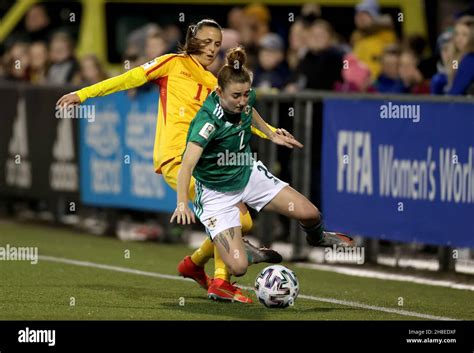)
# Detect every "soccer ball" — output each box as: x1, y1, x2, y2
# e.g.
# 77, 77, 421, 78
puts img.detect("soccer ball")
254, 265, 299, 308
